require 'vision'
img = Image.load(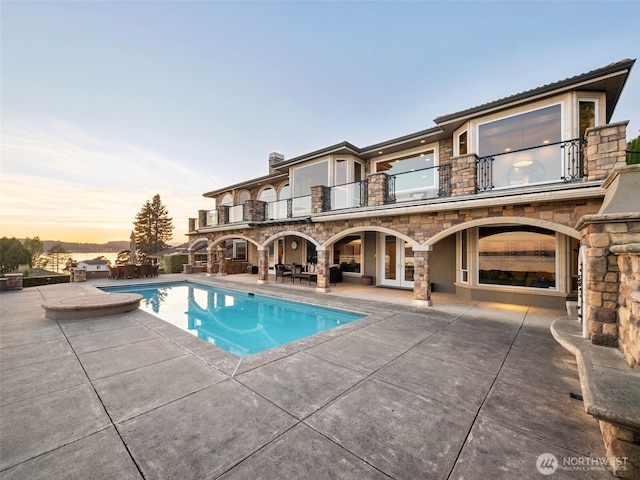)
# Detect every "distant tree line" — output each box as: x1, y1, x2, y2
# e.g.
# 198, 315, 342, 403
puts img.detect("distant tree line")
1, 194, 174, 274
0, 237, 74, 275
